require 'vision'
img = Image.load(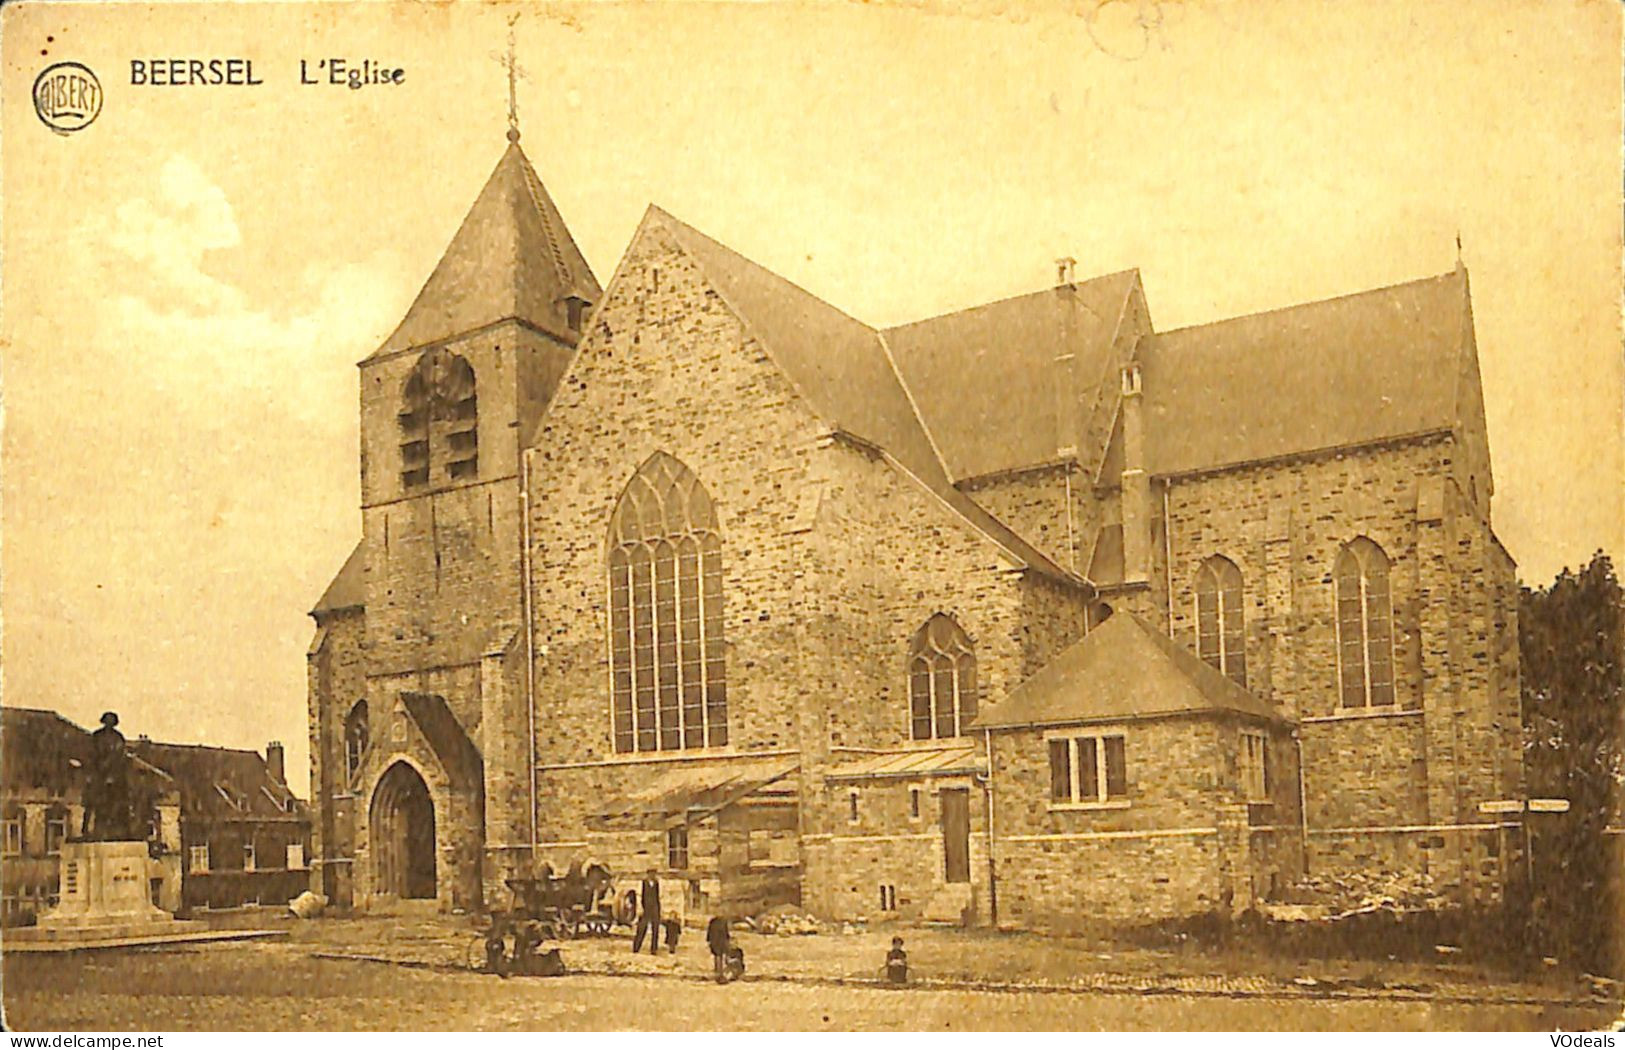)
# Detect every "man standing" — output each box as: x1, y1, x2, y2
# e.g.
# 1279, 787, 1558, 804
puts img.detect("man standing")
706, 914, 732, 983
630, 869, 661, 955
